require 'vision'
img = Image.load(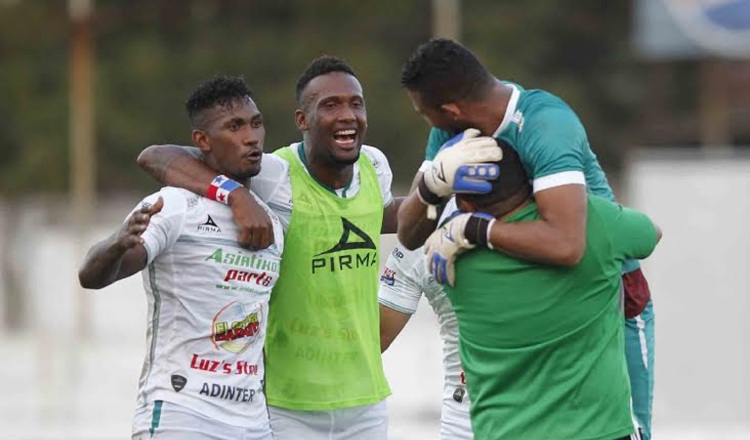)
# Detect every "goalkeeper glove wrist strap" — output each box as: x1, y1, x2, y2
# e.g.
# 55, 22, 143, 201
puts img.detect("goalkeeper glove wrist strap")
417, 178, 445, 207
465, 214, 496, 249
